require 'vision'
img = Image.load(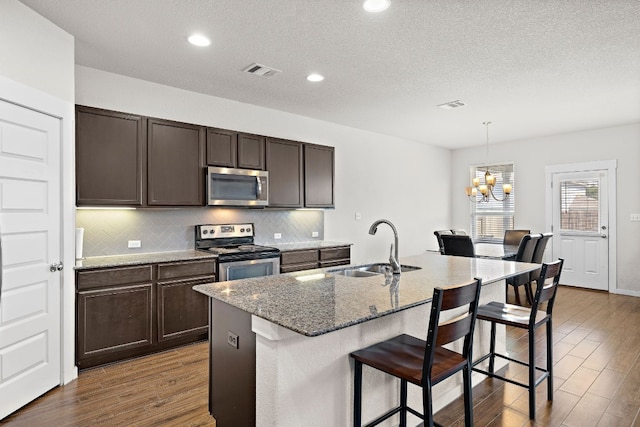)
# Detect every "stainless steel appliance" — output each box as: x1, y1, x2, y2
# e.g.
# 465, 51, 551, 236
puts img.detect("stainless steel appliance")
195, 223, 280, 281
206, 166, 268, 207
